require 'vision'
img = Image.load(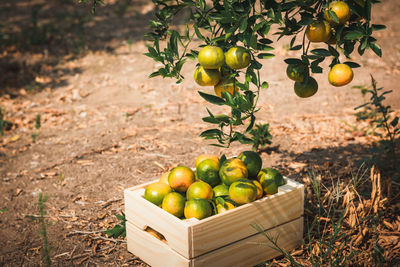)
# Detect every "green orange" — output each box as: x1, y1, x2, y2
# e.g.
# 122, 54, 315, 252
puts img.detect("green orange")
144, 182, 172, 206
195, 154, 219, 169
184, 199, 212, 220
229, 179, 258, 205
294, 77, 318, 98
198, 46, 225, 69
252, 180, 264, 199
257, 168, 284, 195
219, 158, 248, 186
168, 166, 196, 193
225, 47, 251, 70
196, 158, 221, 187
286, 64, 308, 82
162, 192, 186, 218
237, 151, 262, 179
194, 66, 221, 86
213, 184, 229, 197
186, 181, 213, 200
